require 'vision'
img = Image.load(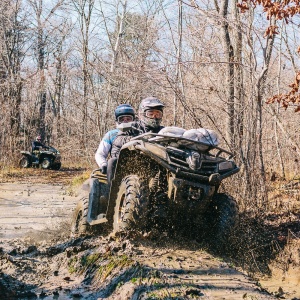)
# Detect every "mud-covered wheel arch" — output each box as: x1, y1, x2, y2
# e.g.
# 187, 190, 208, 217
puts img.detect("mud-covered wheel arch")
106, 148, 160, 223
113, 175, 150, 233
207, 193, 238, 248
71, 197, 90, 236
